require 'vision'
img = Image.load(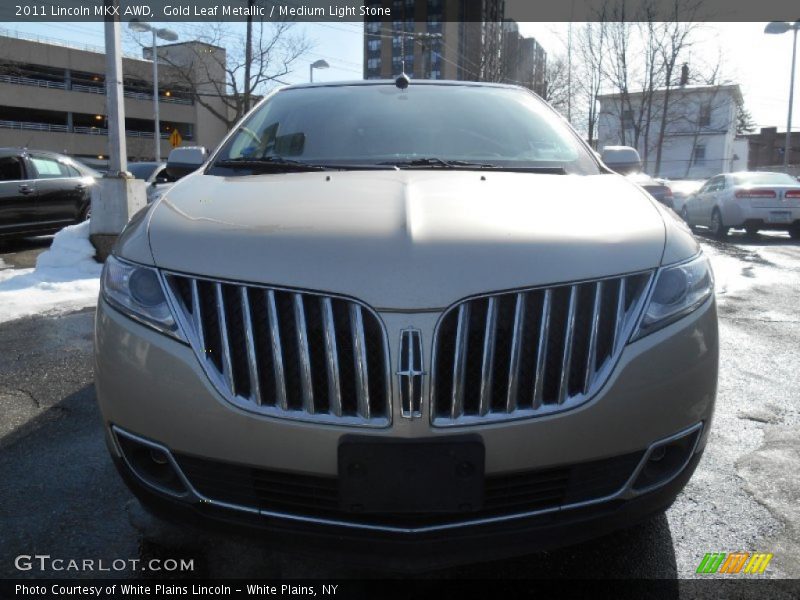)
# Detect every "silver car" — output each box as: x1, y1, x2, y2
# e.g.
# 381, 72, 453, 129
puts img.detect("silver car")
682, 171, 800, 239
94, 81, 718, 569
